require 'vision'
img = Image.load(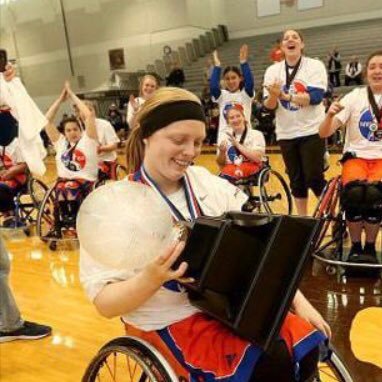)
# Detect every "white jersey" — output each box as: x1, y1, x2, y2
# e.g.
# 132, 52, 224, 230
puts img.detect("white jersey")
221, 128, 266, 165
213, 89, 253, 144
263, 56, 327, 140
54, 134, 99, 181
127, 96, 146, 128
80, 166, 248, 331
95, 118, 120, 162
0, 138, 25, 169
336, 87, 382, 159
